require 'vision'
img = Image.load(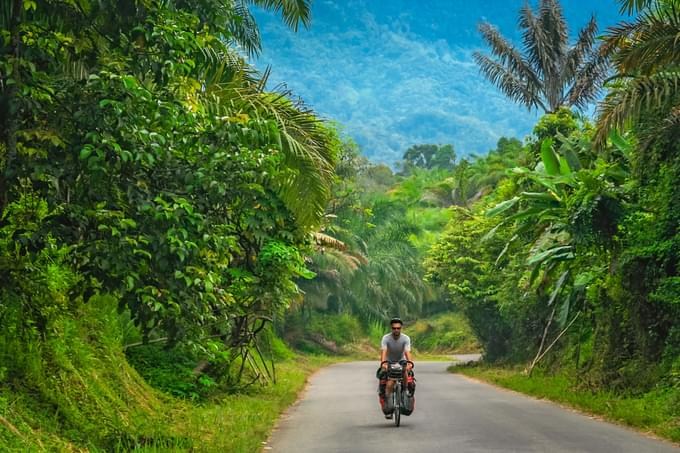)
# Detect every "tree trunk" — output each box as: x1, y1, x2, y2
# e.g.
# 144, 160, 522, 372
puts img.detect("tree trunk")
527, 306, 556, 377
528, 312, 581, 377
